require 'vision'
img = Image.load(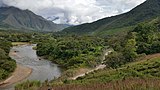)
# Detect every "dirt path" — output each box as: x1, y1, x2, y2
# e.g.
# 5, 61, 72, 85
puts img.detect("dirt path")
0, 64, 32, 88
143, 53, 160, 60
71, 50, 112, 80
71, 65, 106, 80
